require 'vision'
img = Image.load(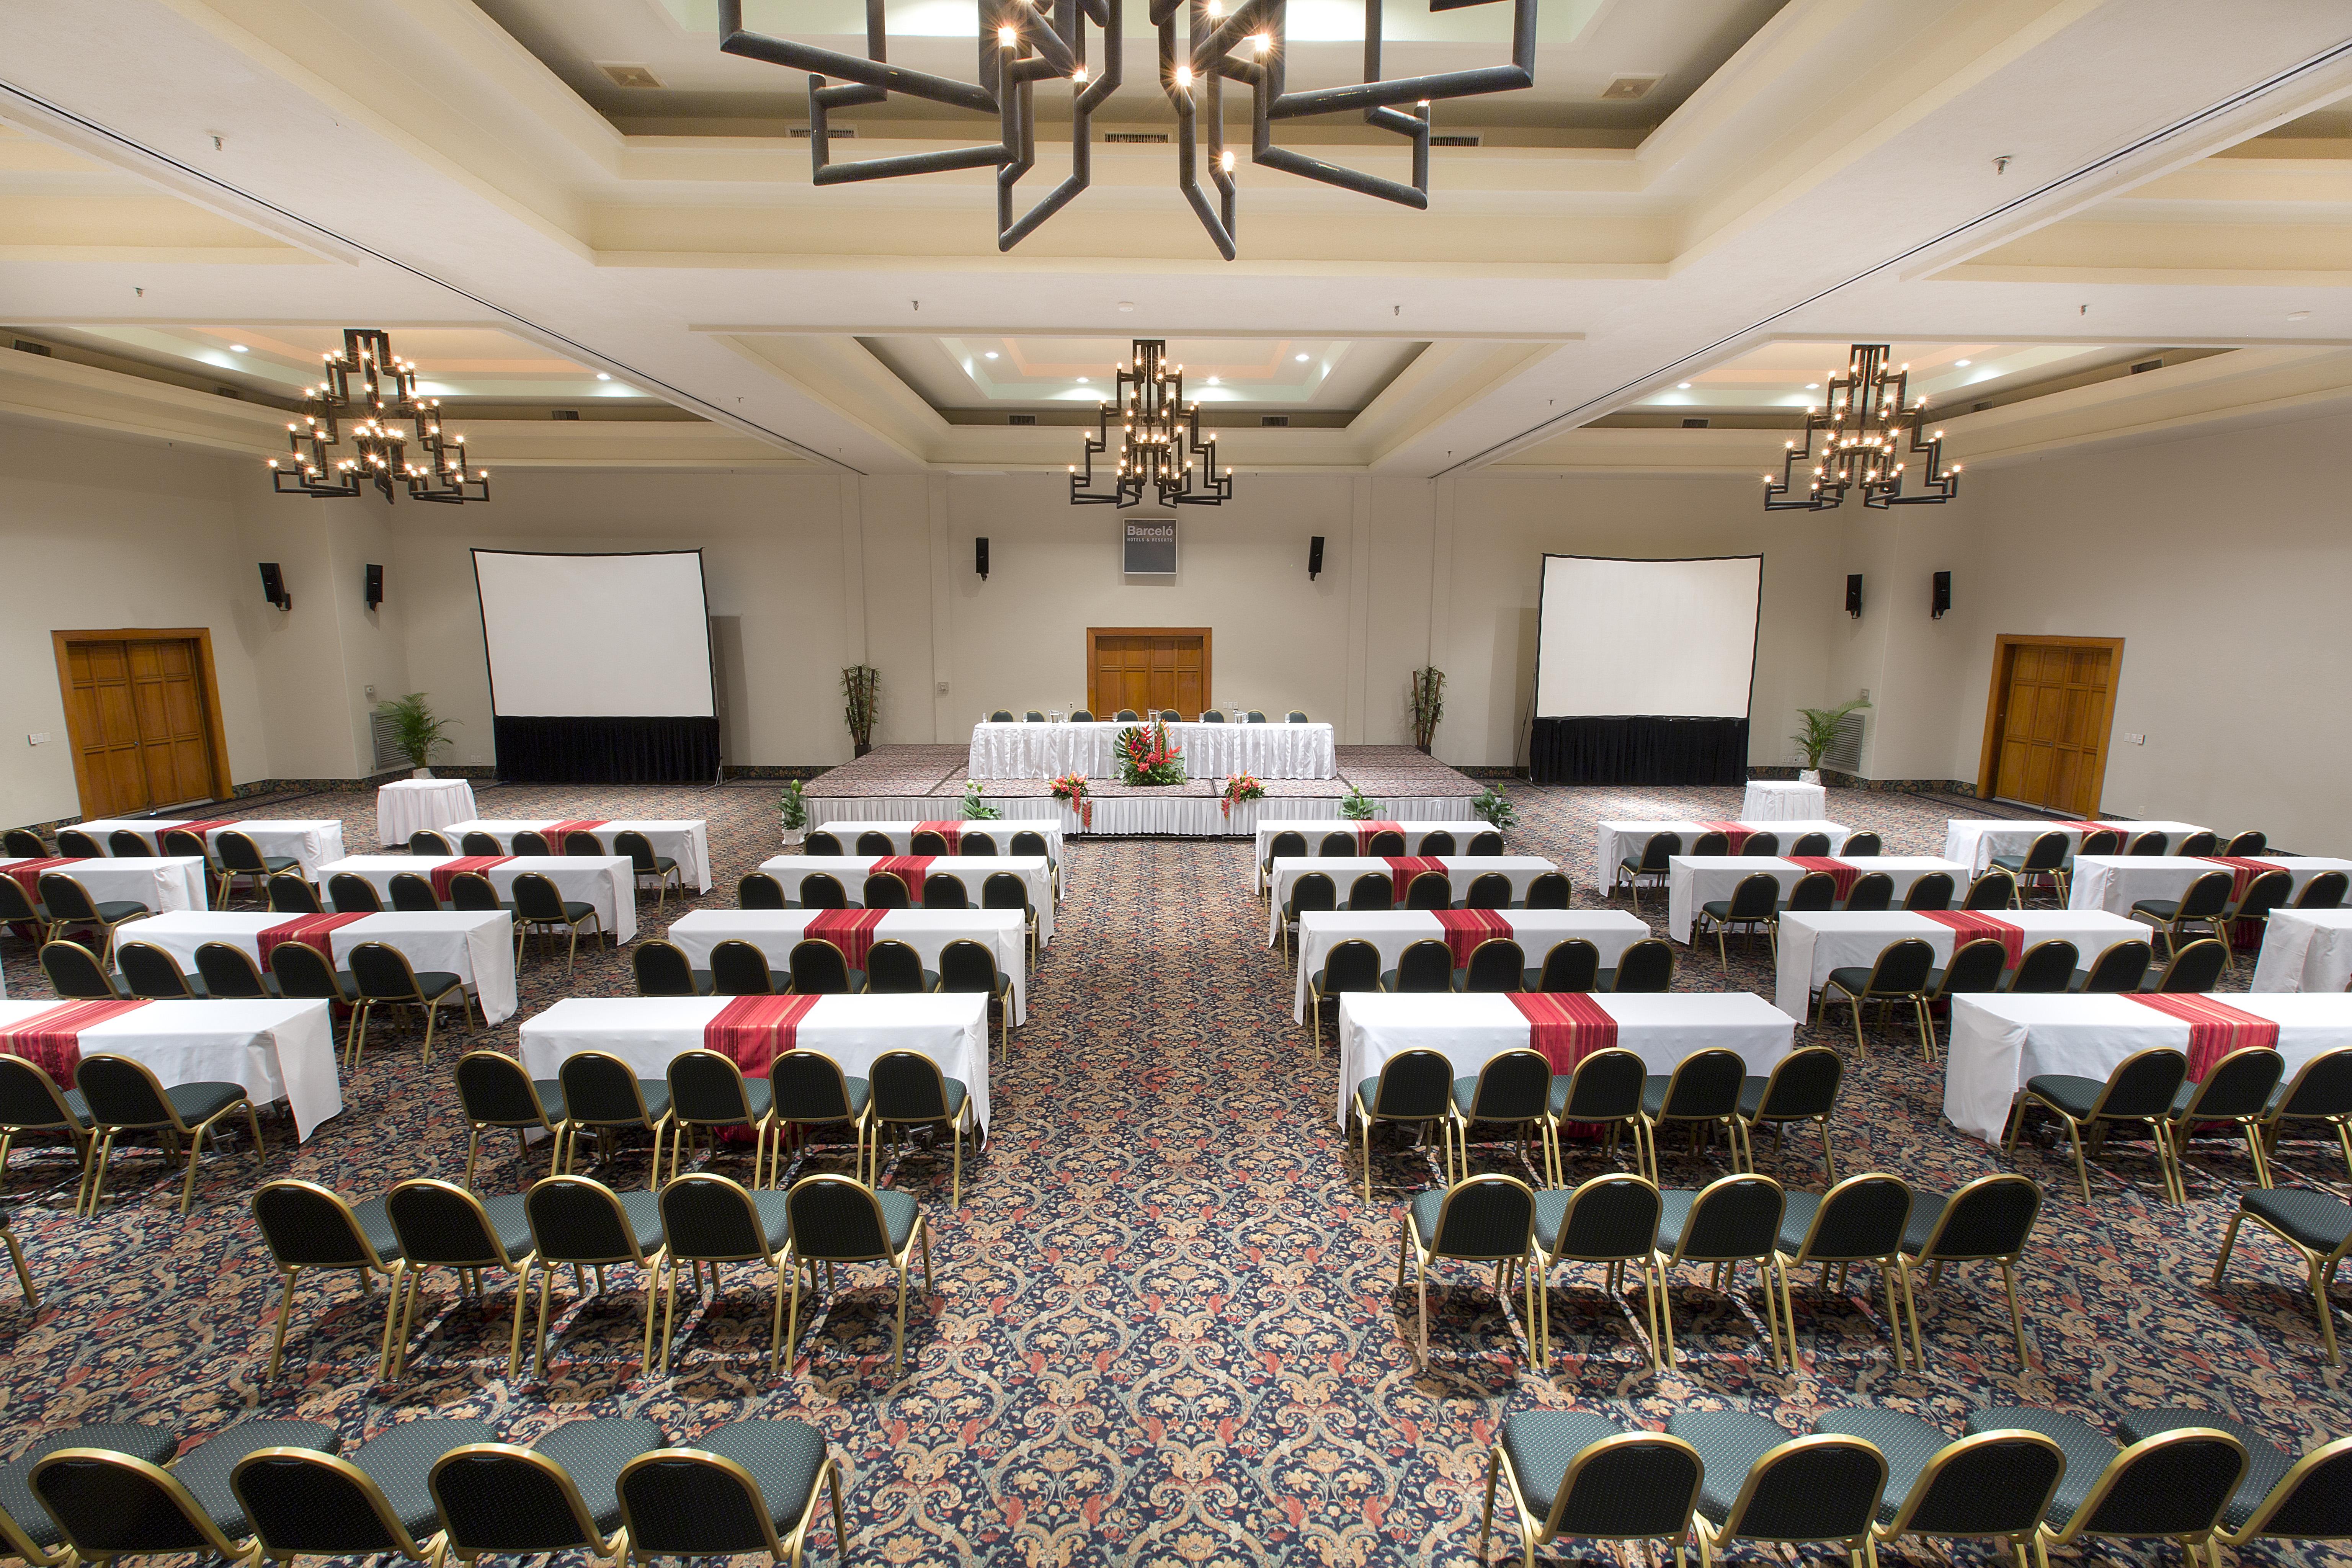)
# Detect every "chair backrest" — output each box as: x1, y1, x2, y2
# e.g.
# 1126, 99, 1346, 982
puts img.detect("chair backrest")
1466, 830, 1505, 856
67, 1053, 179, 1126
1866, 937, 1936, 995
2, 828, 45, 858
556, 1054, 655, 1130
1288, 872, 1336, 914
2182, 1047, 2285, 1121
511, 831, 551, 856
107, 830, 150, 858
1963, 870, 2016, 911
349, 941, 429, 1001
388, 872, 441, 912
1938, 938, 2010, 997
1741, 831, 1780, 857
634, 939, 701, 996
2236, 869, 2294, 921
783, 1172, 892, 1262
525, 1174, 650, 1264
861, 872, 910, 908
561, 829, 606, 856
1916, 1172, 2042, 1261
2178, 830, 2221, 857
771, 1049, 860, 1123
2152, 938, 2229, 993
1285, 710, 1308, 723
2298, 870, 2349, 910
2173, 870, 2233, 920
233, 1447, 432, 1561
1753, 1045, 1842, 1120
2060, 1429, 2251, 1544
1716, 1434, 1889, 1548
1638, 833, 1682, 870
1464, 938, 1525, 993
267, 872, 322, 913
190, 943, 267, 1004
1538, 939, 1599, 993
1902, 872, 1954, 911
788, 939, 854, 994
921, 872, 969, 909
1728, 872, 1780, 919
1841, 831, 1881, 857
961, 831, 998, 856
1366, 1049, 1452, 1119
449, 873, 503, 913
327, 872, 384, 913
31, 1449, 247, 1561
36, 874, 97, 923
2008, 939, 2081, 993
1419, 830, 1457, 857
1669, 1173, 1785, 1263
54, 828, 102, 859
1243, 710, 1265, 722
1365, 830, 1407, 857
804, 830, 844, 856
252, 1178, 391, 1269
460, 831, 503, 856
981, 871, 1028, 912
116, 941, 194, 1000
1069, 709, 1095, 722
409, 829, 455, 856
1657, 1048, 1747, 1120
797, 872, 848, 909
1546, 1169, 1661, 1259
2223, 830, 2267, 856
1115, 709, 1139, 722
1463, 872, 1512, 909
2078, 829, 2123, 855
2277, 1047, 2352, 1118
1884, 1430, 2066, 1541
2130, 831, 2169, 855
1322, 939, 1382, 995
1012, 830, 1053, 858
1788, 832, 1832, 857
937, 938, 999, 994
1689, 832, 1729, 857
724, 874, 784, 915
1544, 1432, 1705, 1545
1160, 710, 1181, 723
2078, 939, 2149, 992
1560, 1047, 1645, 1122
1841, 872, 1893, 911
989, 709, 1015, 722
216, 831, 277, 876
1394, 939, 1454, 992
1404, 872, 1452, 910
617, 1433, 823, 1560
855, 831, 895, 856
659, 1172, 773, 1263
1610, 938, 1675, 992
2021, 831, 2070, 872
1267, 831, 1307, 863
454, 1050, 552, 1129
270, 938, 348, 1002
1786, 871, 1838, 912
1345, 872, 1393, 911
611, 831, 660, 872
1199, 709, 1225, 722
430, 1443, 610, 1556
866, 939, 928, 993
40, 940, 116, 1000
1522, 872, 1571, 910
2238, 1433, 2352, 1544
1785, 1172, 1910, 1263
909, 830, 949, 855
514, 873, 578, 922
0, 875, 34, 924
1425, 1174, 1536, 1261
